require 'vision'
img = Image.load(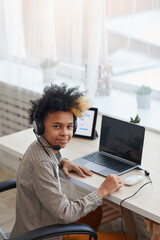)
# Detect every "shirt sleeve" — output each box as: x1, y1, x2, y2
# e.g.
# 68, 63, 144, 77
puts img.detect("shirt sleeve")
32, 160, 102, 224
